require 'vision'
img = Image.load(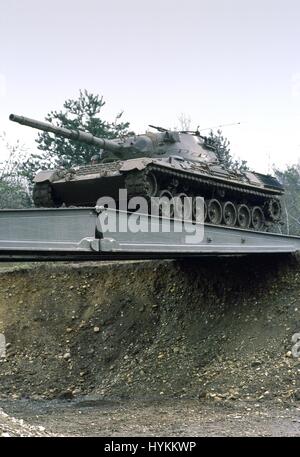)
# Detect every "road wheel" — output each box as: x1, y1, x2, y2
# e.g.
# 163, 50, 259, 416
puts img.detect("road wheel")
251, 206, 265, 231
157, 189, 174, 218
173, 193, 192, 220
207, 199, 222, 225
237, 204, 251, 229
265, 199, 282, 222
223, 201, 237, 227
192, 198, 206, 222
144, 172, 158, 198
